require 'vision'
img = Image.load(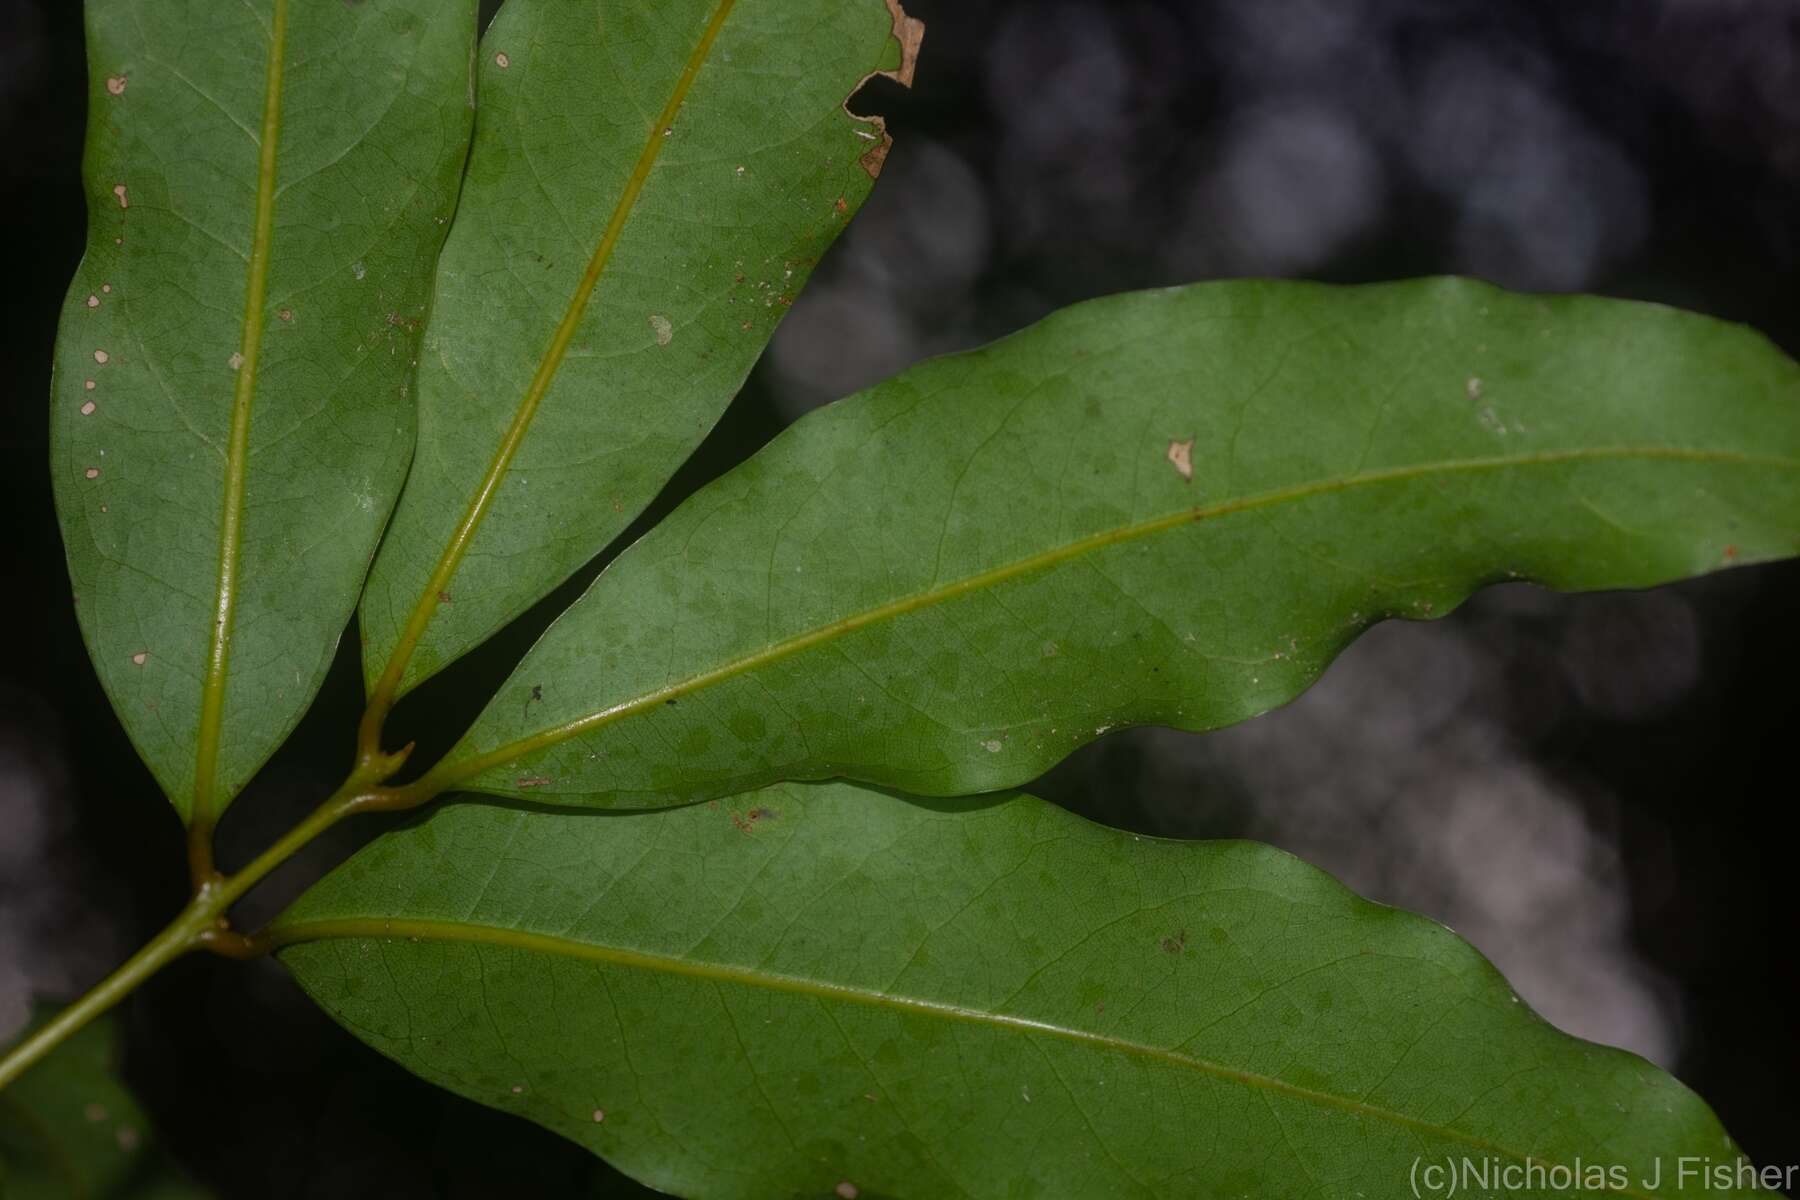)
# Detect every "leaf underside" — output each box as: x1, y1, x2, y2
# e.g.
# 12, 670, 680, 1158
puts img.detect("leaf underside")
357, 0, 911, 699
53, 0, 476, 820
277, 783, 1759, 1200
439, 277, 1800, 807
0, 1008, 209, 1199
